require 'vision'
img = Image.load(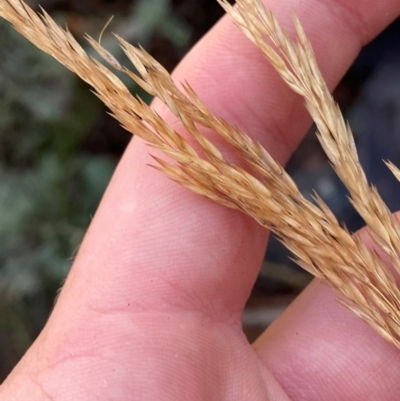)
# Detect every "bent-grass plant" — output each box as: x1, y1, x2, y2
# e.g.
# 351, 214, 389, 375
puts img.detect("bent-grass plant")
2, 0, 400, 348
